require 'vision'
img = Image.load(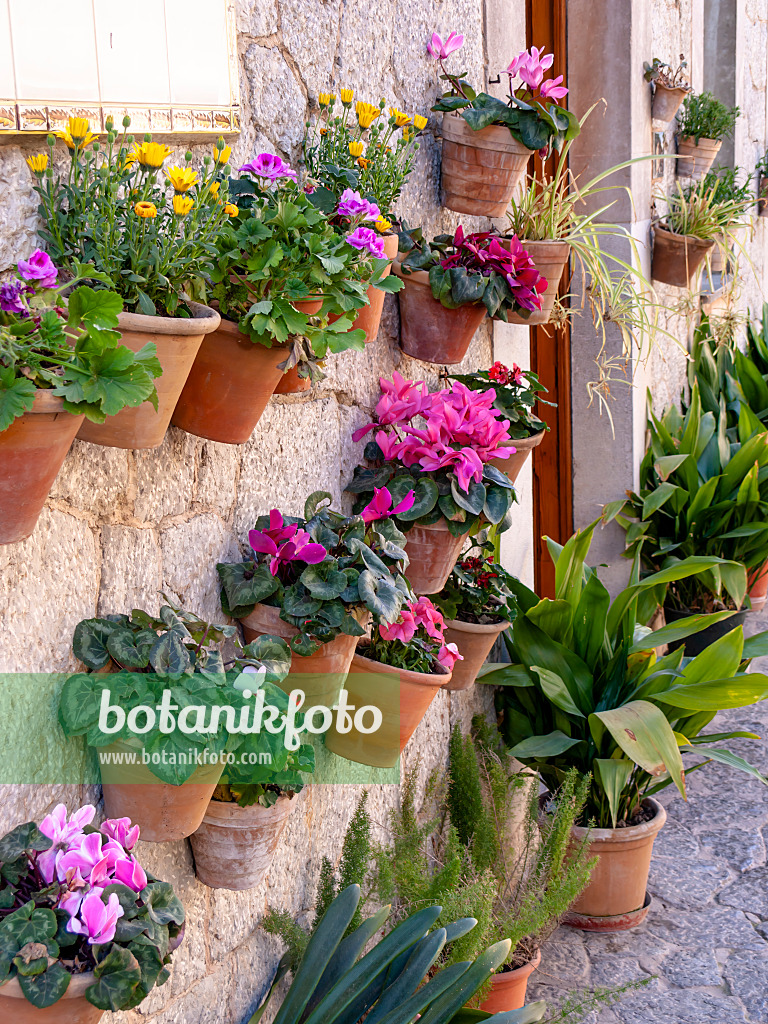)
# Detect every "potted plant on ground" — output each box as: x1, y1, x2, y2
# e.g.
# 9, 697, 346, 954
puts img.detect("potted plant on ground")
757, 150, 768, 216
217, 492, 412, 704
303, 90, 426, 342
394, 225, 547, 363
609, 383, 768, 652
0, 805, 184, 1020
448, 362, 553, 482
433, 543, 518, 691
0, 252, 161, 544
675, 91, 740, 179
171, 157, 370, 440
58, 603, 297, 843
643, 55, 691, 125
30, 118, 228, 448
483, 517, 768, 930
325, 594, 462, 766
429, 34, 580, 216
346, 373, 517, 593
